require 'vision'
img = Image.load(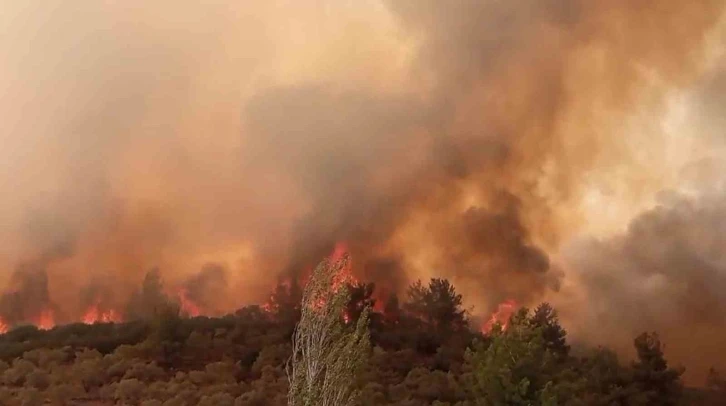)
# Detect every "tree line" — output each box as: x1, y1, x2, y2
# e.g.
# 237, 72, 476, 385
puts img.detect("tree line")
0, 257, 722, 405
